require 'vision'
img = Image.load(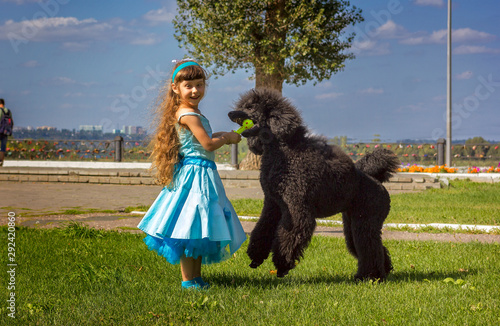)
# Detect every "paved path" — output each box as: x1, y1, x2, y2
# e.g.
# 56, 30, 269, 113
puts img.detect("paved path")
1, 181, 498, 243
0, 182, 263, 214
